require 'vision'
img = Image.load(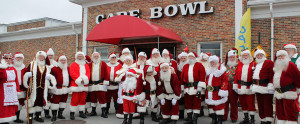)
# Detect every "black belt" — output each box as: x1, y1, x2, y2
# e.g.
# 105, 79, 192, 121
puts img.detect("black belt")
90, 79, 104, 85
275, 83, 295, 94
109, 81, 118, 85
237, 80, 252, 86
206, 85, 221, 92
143, 90, 156, 95
123, 92, 134, 96
253, 79, 269, 85
184, 82, 198, 87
